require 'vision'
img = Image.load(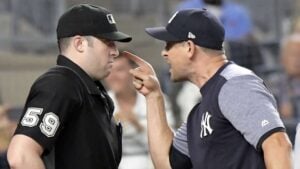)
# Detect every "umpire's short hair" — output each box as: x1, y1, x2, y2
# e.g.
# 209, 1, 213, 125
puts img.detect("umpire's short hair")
57, 37, 72, 53
57, 36, 94, 53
